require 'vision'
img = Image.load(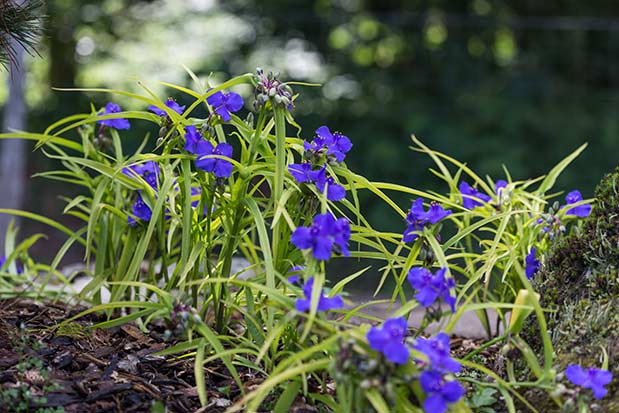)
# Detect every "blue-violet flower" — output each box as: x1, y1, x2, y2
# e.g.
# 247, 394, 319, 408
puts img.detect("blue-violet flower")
414, 333, 461, 374
563, 190, 592, 218
304, 126, 352, 163
565, 364, 613, 400
97, 102, 130, 130
525, 248, 540, 279
407, 267, 456, 312
290, 213, 350, 261
195, 142, 233, 178
403, 198, 451, 243
123, 161, 160, 190
207, 91, 243, 122
419, 370, 464, 413
459, 181, 491, 209
366, 317, 409, 364
148, 98, 185, 117
294, 277, 344, 312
